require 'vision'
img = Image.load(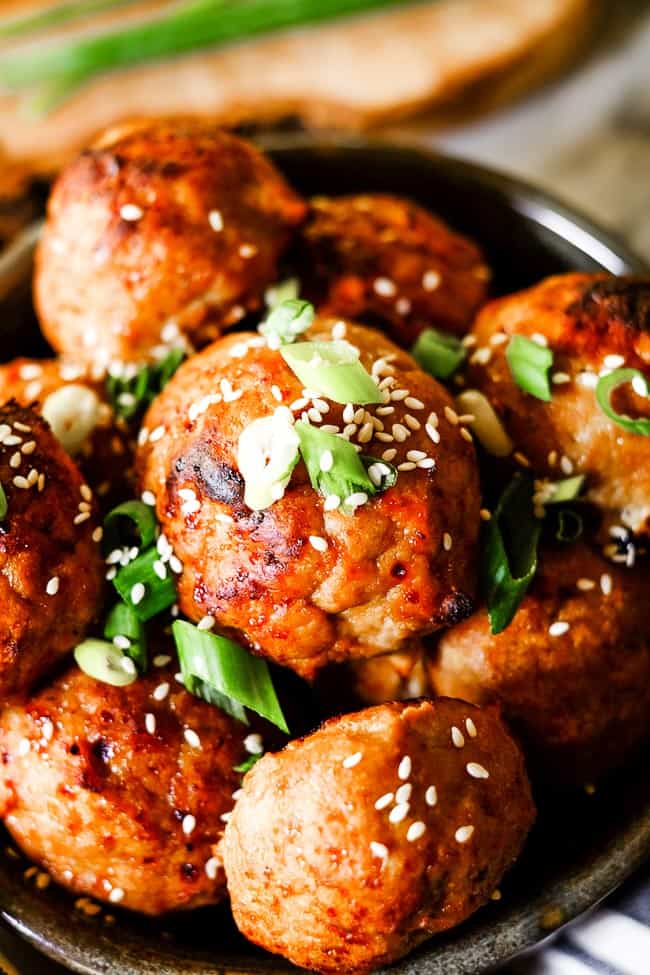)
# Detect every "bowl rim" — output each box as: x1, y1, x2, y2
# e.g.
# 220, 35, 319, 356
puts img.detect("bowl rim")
0, 135, 648, 975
